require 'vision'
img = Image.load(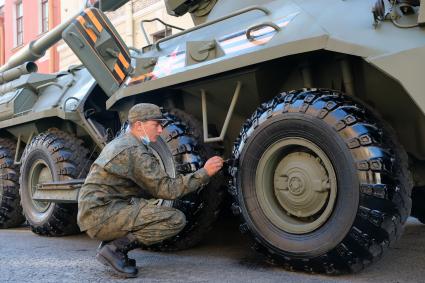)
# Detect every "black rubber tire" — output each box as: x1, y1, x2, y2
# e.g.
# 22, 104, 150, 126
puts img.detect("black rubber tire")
411, 187, 425, 224
19, 128, 91, 236
229, 89, 412, 274
147, 110, 225, 251
0, 137, 25, 228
